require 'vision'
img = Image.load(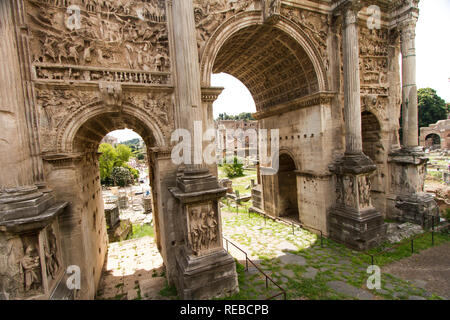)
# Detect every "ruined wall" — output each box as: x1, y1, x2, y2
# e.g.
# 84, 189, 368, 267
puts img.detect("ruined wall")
43, 153, 108, 298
